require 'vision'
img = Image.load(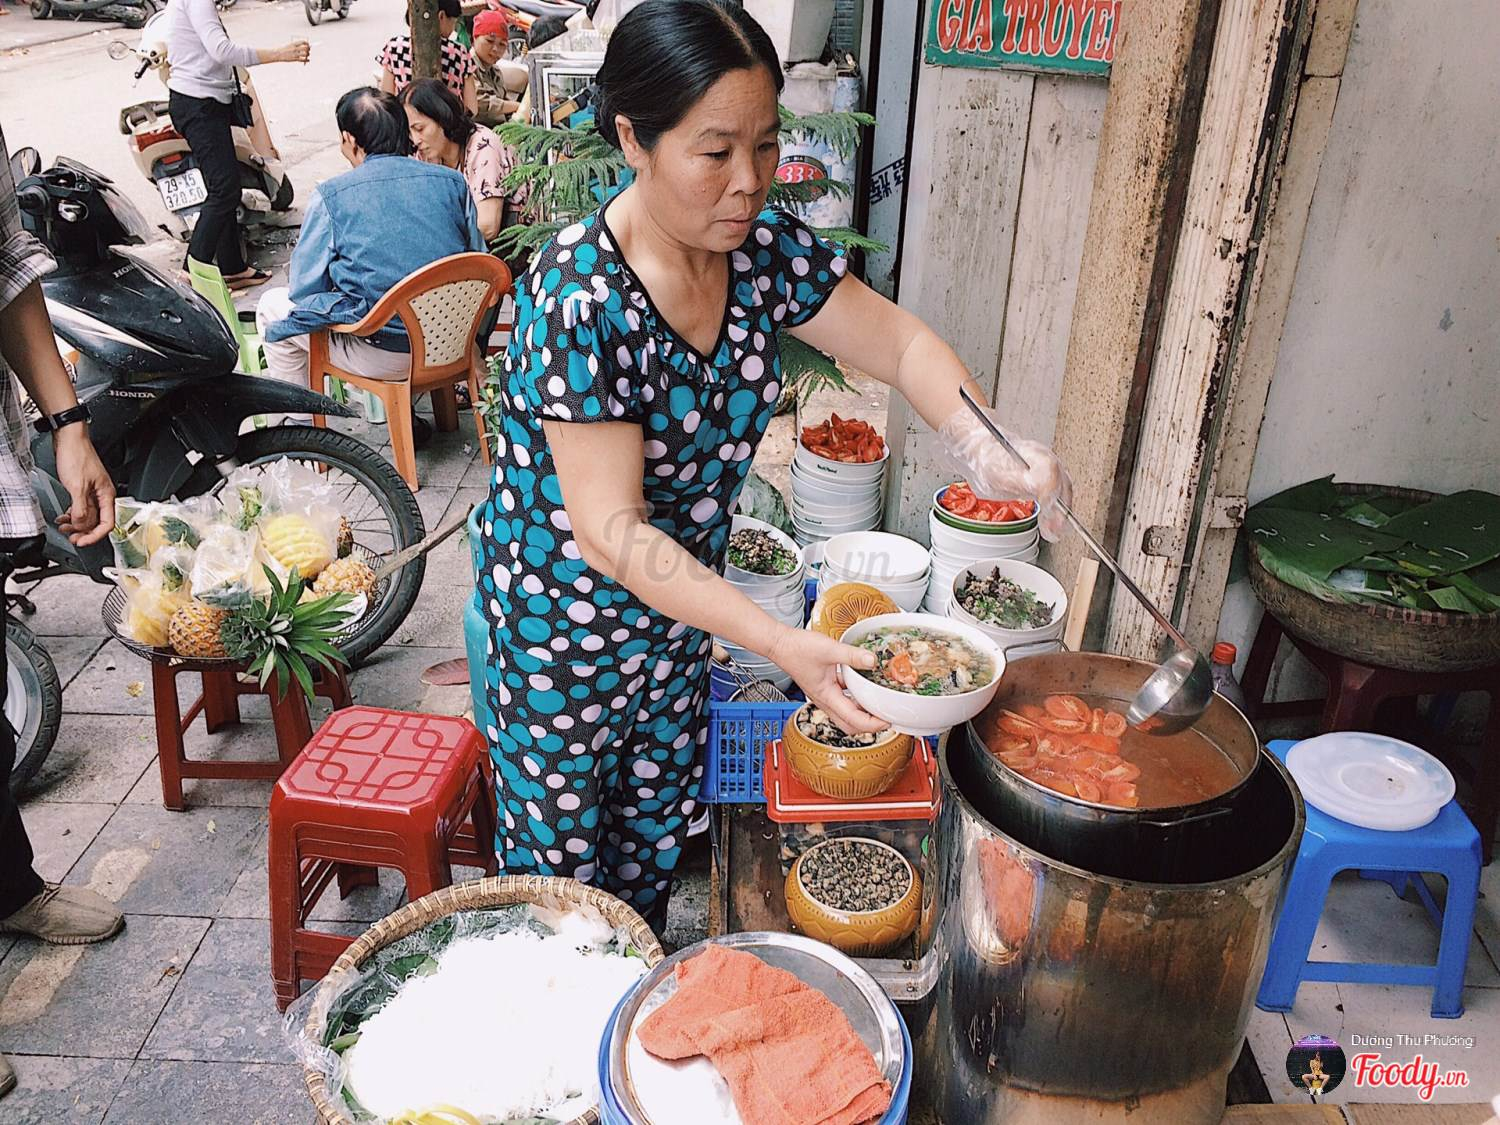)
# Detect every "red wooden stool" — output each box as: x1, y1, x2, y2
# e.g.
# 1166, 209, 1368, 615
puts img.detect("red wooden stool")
151, 657, 353, 811
268, 706, 498, 1010
1243, 610, 1500, 862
